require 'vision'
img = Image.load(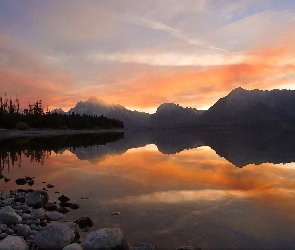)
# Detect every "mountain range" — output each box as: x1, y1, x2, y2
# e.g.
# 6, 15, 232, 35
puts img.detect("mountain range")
54, 87, 295, 129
